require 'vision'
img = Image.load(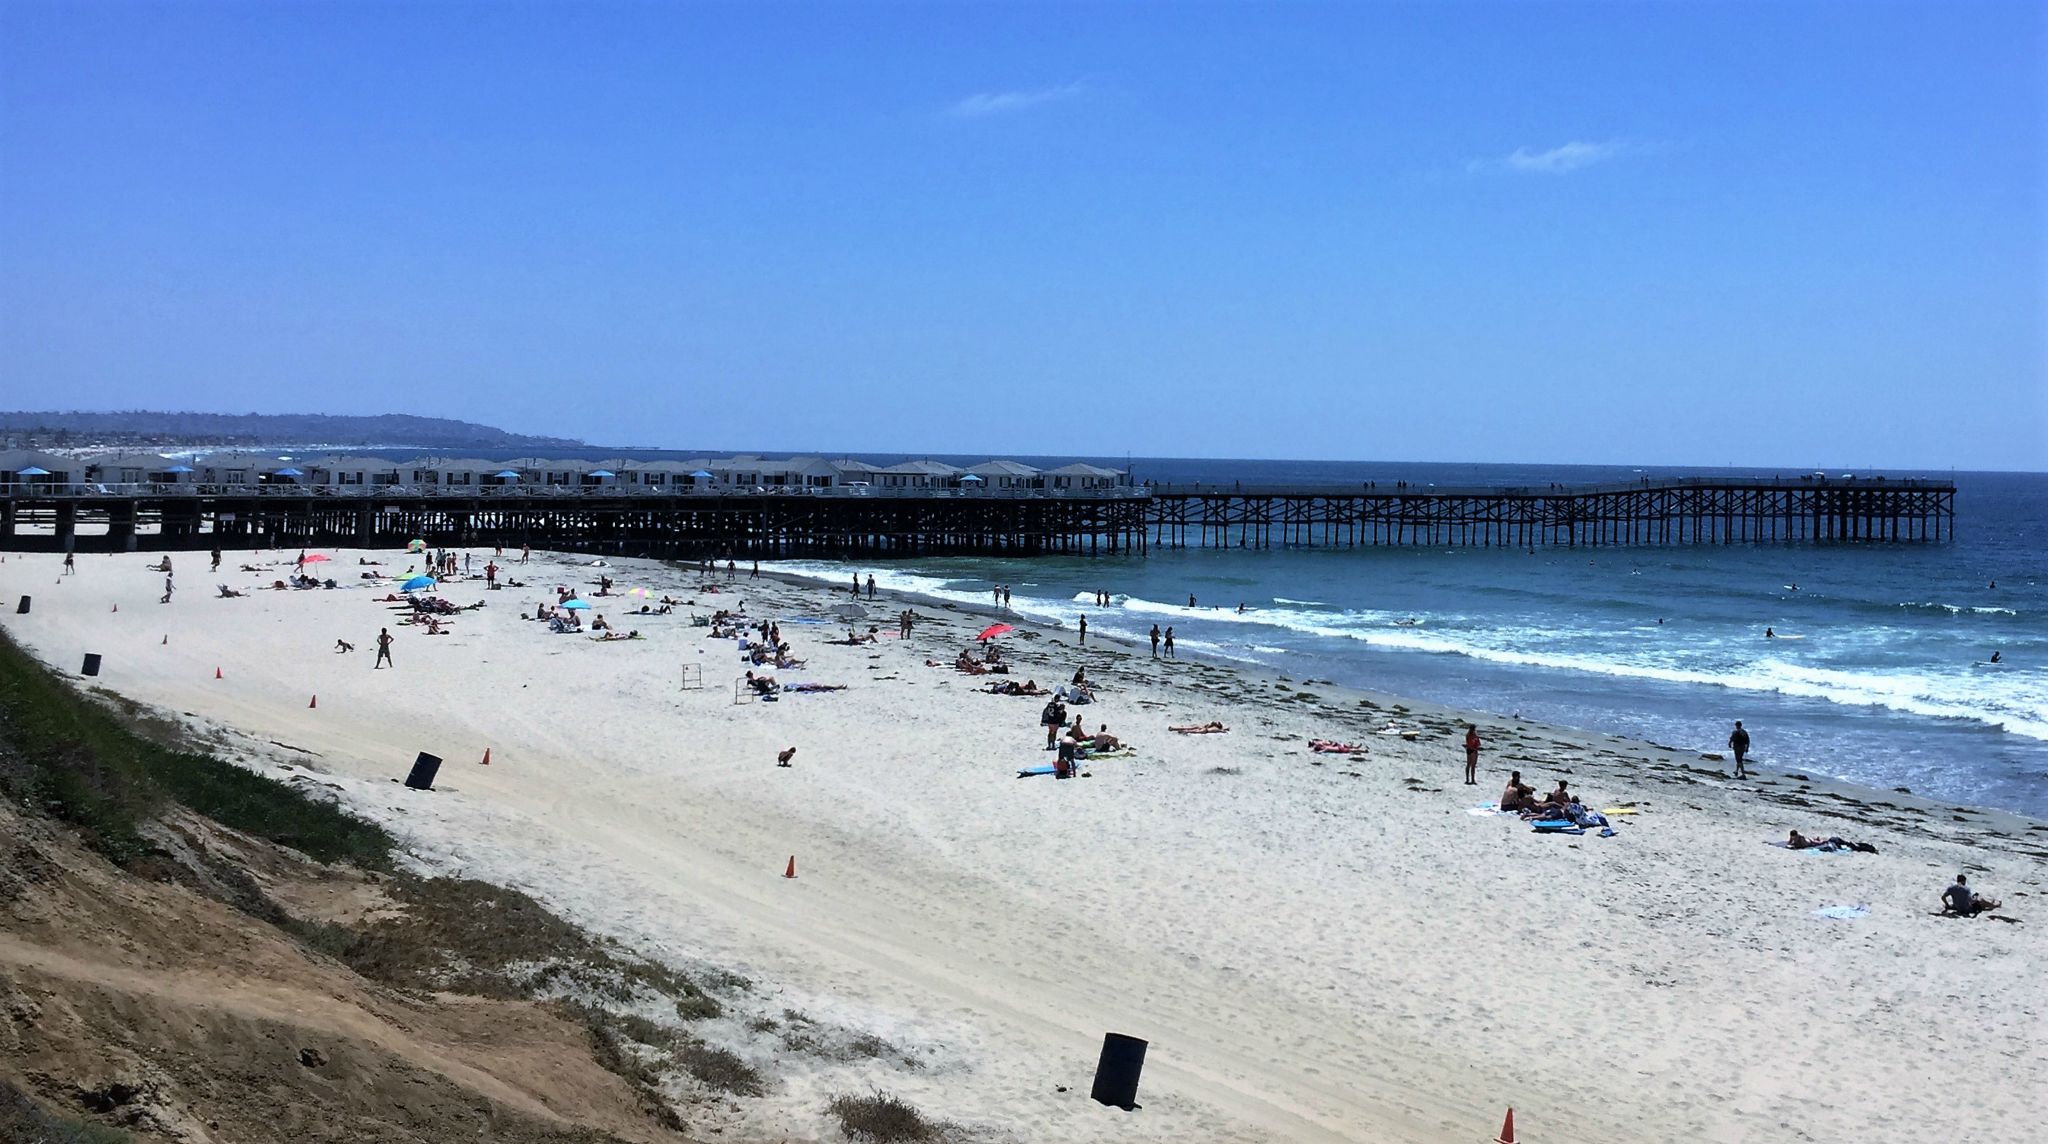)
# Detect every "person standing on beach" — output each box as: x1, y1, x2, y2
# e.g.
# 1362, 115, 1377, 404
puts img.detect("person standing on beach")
866, 574, 876, 599
1163, 627, 1175, 658
1729, 721, 1752, 778
1002, 586, 1012, 607
160, 573, 173, 604
1079, 615, 1088, 644
751, 560, 759, 579
62, 552, 75, 575
1042, 696, 1067, 750
374, 628, 394, 669
1150, 624, 1161, 657
1463, 724, 1481, 785
521, 544, 531, 565
210, 547, 221, 572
